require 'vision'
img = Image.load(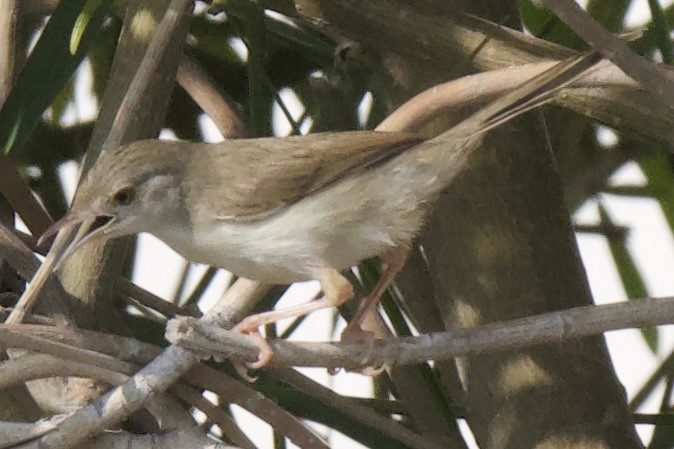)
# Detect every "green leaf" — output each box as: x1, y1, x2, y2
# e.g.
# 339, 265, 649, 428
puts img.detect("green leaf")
189, 16, 242, 64
519, 0, 629, 49
598, 203, 658, 352
639, 153, 674, 243
236, 2, 271, 136
518, 0, 585, 48
587, 0, 630, 33
87, 14, 122, 101
357, 258, 462, 429
646, 0, 674, 65
70, 0, 106, 55
0, 0, 113, 156
49, 78, 75, 125
648, 375, 674, 449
